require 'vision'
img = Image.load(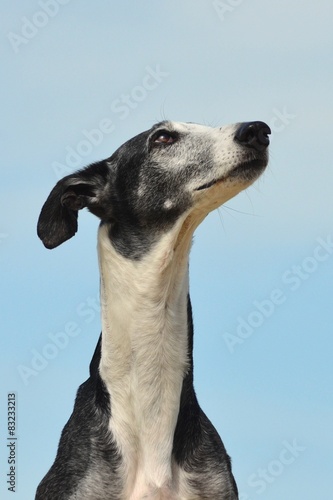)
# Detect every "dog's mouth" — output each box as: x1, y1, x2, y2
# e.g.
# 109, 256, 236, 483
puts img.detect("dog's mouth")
196, 157, 268, 191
